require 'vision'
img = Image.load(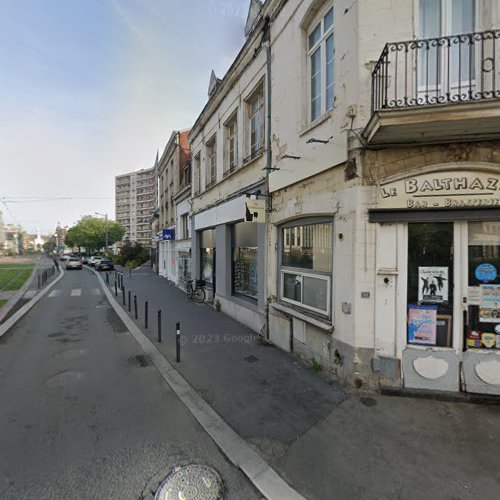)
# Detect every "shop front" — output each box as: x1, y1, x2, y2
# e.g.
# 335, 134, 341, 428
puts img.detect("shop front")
370, 165, 500, 395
